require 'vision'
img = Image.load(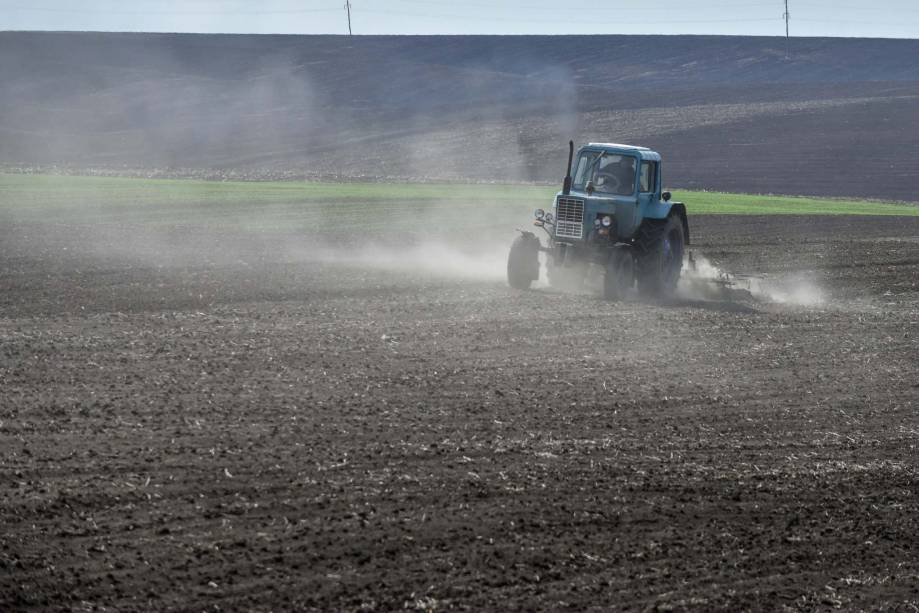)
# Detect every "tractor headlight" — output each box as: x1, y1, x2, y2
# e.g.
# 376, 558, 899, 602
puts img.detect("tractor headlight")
544, 213, 554, 224
601, 215, 612, 227
534, 208, 545, 220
